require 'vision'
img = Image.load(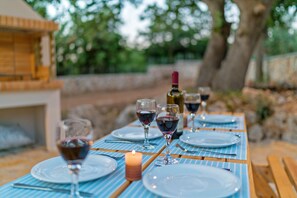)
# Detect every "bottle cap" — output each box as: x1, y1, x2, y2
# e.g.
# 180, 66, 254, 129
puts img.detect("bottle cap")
172, 71, 179, 85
